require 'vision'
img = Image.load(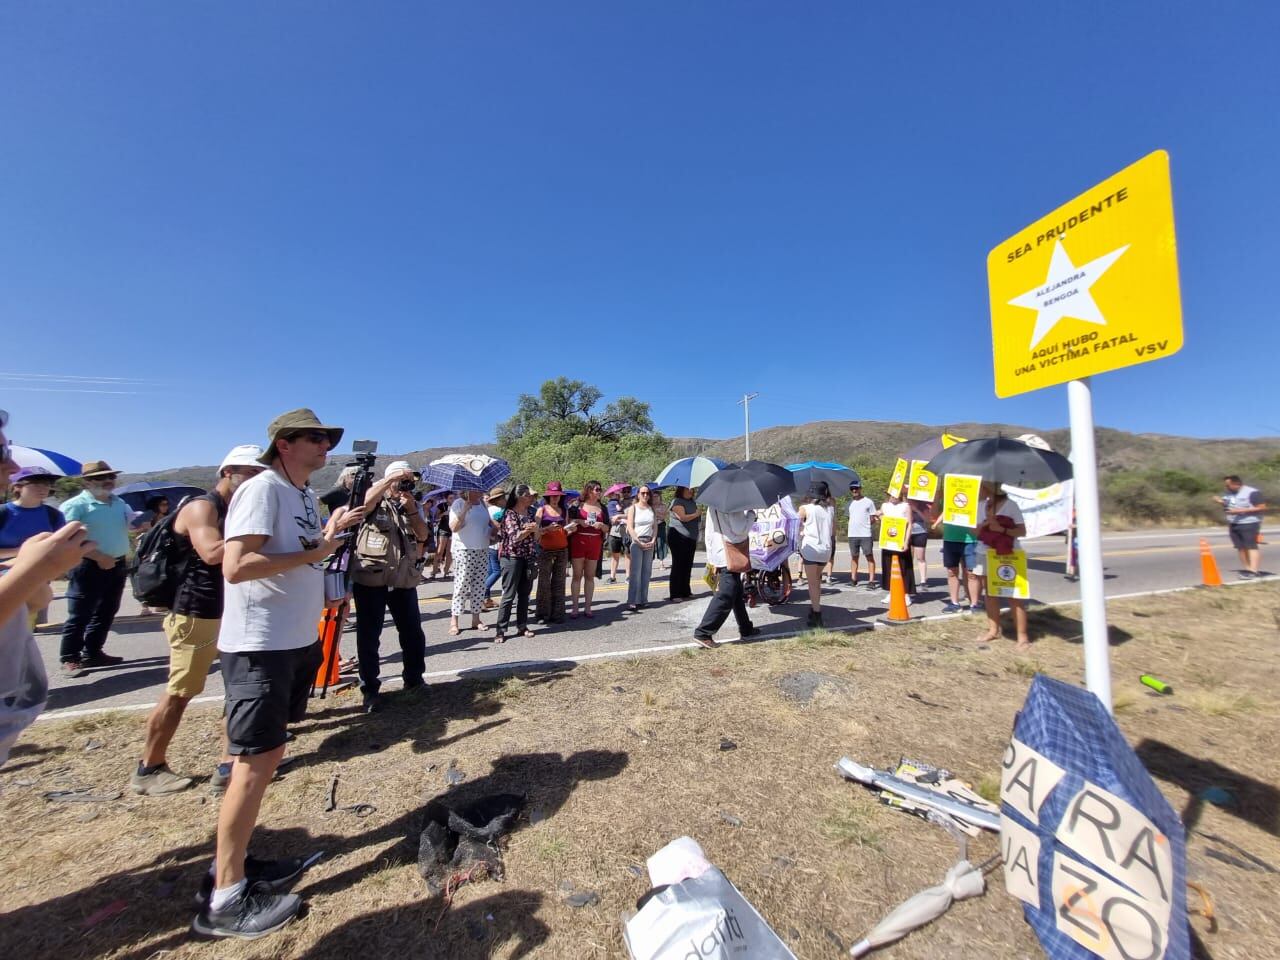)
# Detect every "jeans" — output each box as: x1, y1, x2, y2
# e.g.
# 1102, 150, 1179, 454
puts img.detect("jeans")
60, 557, 127, 663
535, 547, 567, 622
484, 547, 502, 597
497, 555, 535, 634
627, 543, 654, 605
655, 523, 668, 561
694, 568, 753, 640
352, 581, 426, 695
667, 528, 697, 599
